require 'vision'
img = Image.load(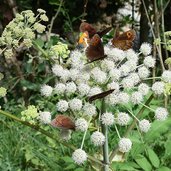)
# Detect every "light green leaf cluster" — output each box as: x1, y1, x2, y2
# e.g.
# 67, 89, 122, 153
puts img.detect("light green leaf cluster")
49, 42, 70, 59
0, 9, 48, 59
21, 105, 39, 124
